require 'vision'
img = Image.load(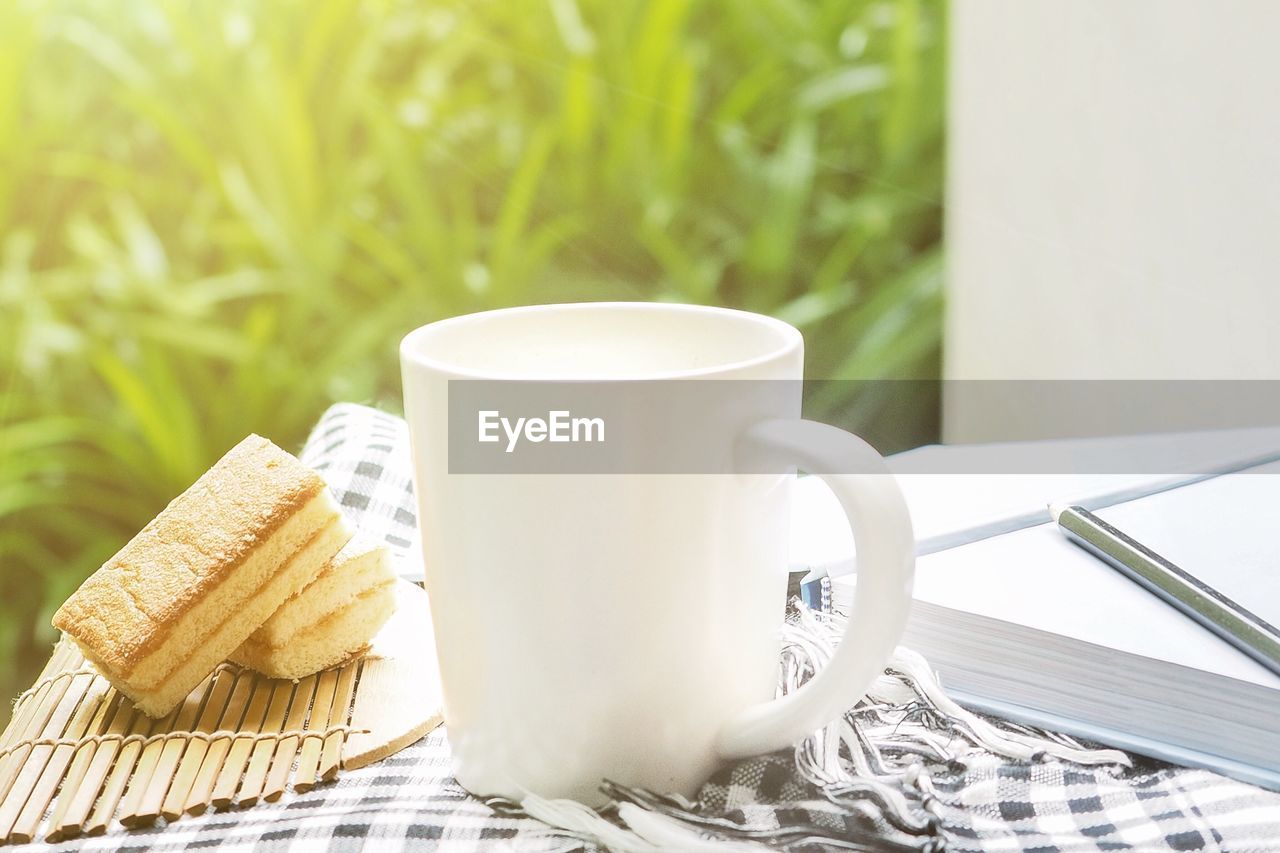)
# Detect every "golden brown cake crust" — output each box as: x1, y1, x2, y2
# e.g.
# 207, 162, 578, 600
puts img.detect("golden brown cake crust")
52, 434, 326, 677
